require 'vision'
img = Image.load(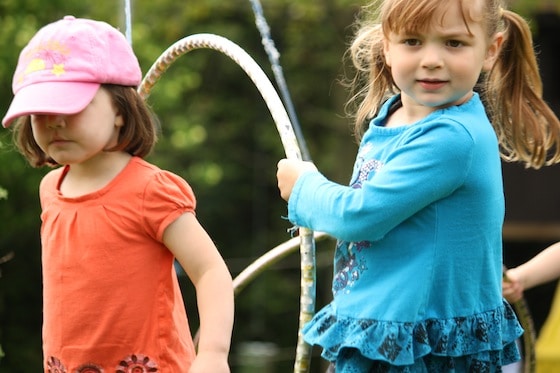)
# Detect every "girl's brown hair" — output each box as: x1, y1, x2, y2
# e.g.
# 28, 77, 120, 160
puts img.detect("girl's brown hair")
346, 0, 560, 168
12, 84, 158, 168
